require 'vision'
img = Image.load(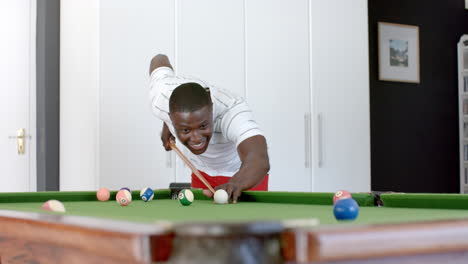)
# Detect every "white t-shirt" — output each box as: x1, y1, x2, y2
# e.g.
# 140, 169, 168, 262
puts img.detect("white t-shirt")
149, 67, 263, 177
